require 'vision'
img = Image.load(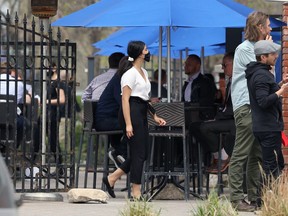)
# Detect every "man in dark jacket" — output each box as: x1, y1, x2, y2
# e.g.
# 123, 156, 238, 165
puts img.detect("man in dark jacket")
182, 54, 216, 118
95, 72, 127, 168
199, 52, 235, 173
245, 40, 288, 179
